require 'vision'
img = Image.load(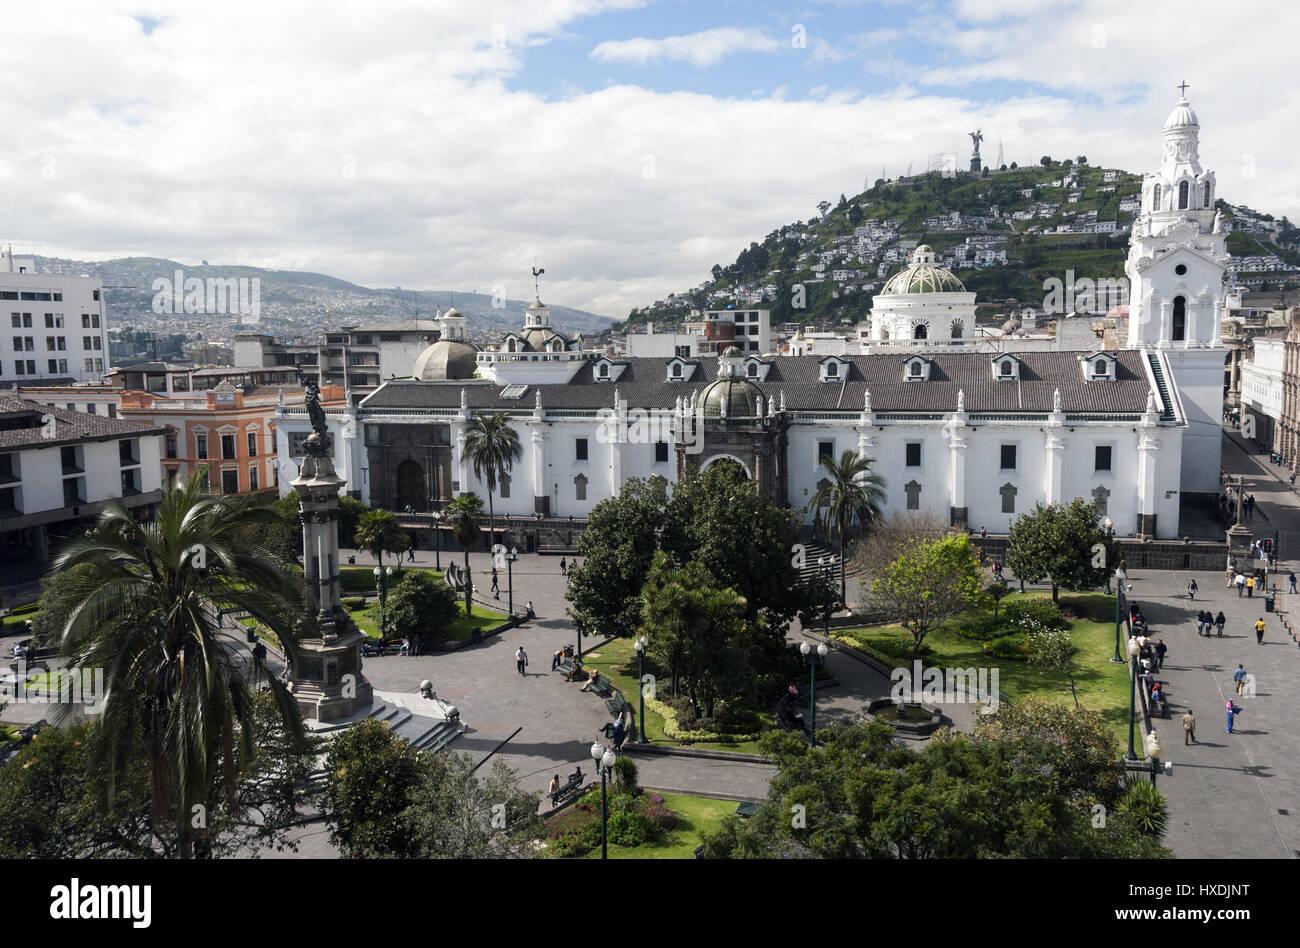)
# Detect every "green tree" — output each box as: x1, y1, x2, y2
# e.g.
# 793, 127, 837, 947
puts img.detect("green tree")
43, 471, 307, 858
640, 553, 751, 718
385, 570, 460, 647
338, 495, 368, 548
402, 752, 542, 858
1040, 155, 1052, 167
1025, 622, 1081, 709
870, 534, 986, 660
566, 476, 667, 641
323, 718, 423, 858
808, 449, 886, 597
463, 411, 523, 545
354, 508, 408, 572
1005, 498, 1111, 602
445, 493, 484, 616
